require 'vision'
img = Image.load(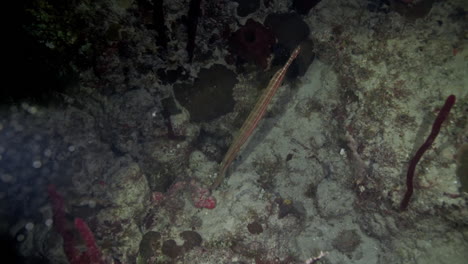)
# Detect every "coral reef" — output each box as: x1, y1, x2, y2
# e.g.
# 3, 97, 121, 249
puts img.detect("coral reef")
4, 0, 468, 263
